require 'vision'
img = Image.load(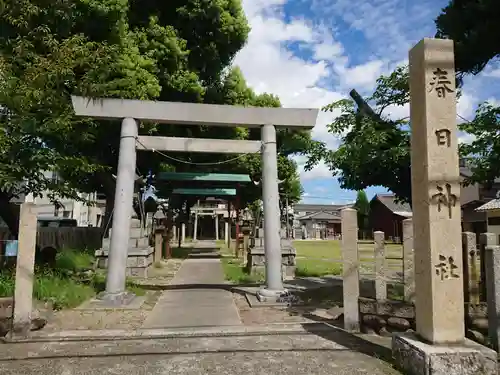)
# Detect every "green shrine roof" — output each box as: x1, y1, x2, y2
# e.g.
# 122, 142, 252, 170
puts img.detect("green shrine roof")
172, 188, 236, 196
156, 172, 251, 183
